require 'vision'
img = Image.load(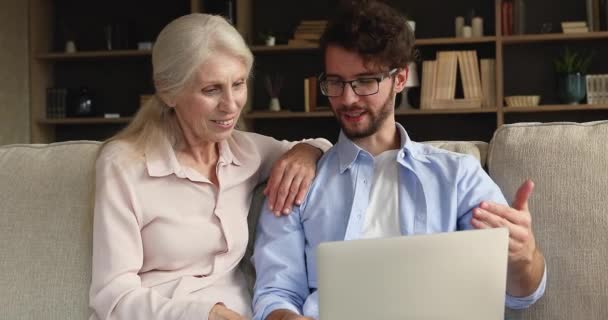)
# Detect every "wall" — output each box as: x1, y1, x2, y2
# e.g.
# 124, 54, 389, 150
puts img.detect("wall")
0, 0, 29, 145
